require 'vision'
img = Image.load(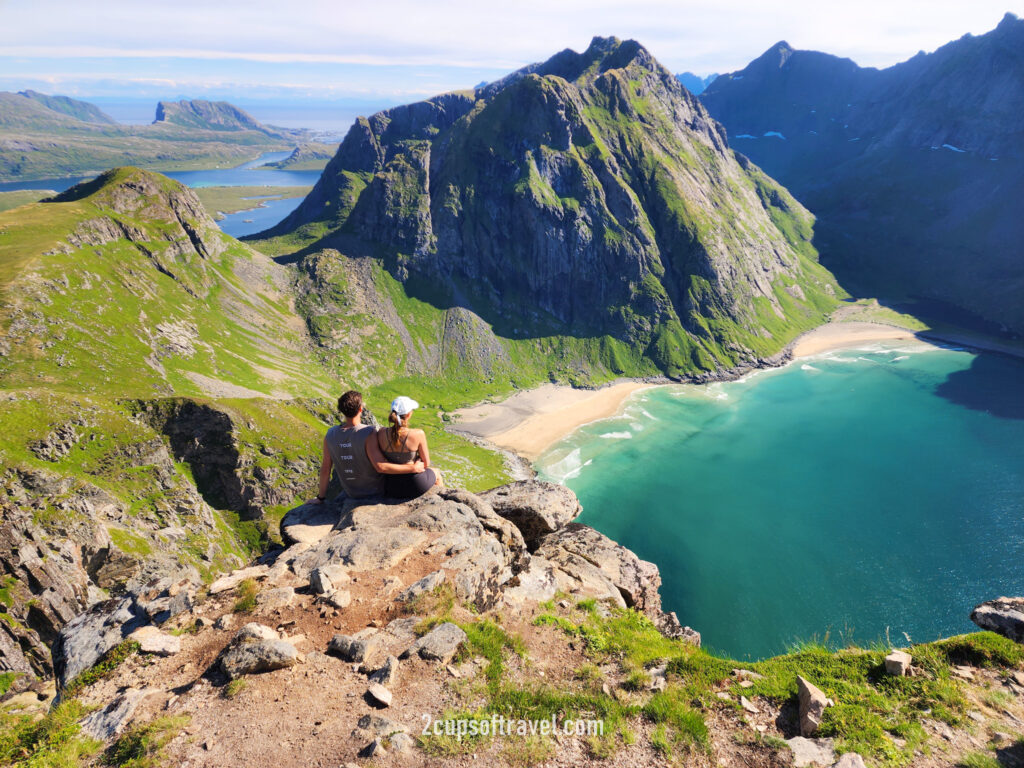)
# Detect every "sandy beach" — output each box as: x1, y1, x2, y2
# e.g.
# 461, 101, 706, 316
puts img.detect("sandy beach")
789, 320, 935, 357
453, 320, 1013, 463
452, 381, 653, 461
